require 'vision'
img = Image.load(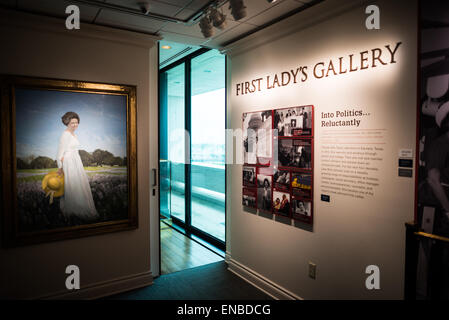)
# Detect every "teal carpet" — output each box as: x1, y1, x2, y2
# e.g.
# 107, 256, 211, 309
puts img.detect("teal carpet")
105, 261, 272, 300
